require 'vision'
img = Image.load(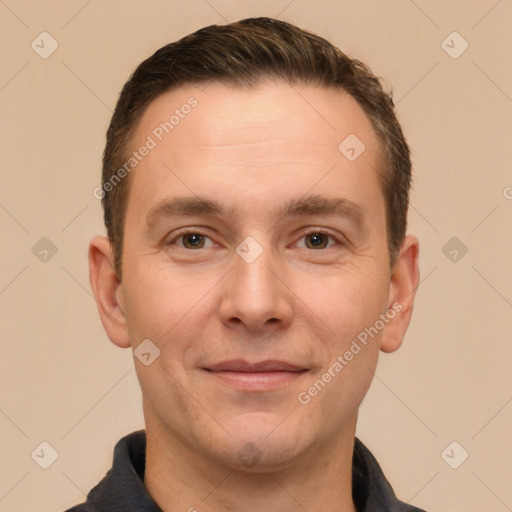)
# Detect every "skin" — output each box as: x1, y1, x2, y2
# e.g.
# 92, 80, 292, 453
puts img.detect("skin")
89, 81, 419, 512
